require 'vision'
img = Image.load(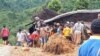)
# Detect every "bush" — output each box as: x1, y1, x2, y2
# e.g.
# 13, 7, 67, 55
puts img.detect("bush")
74, 0, 89, 10
47, 0, 62, 12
